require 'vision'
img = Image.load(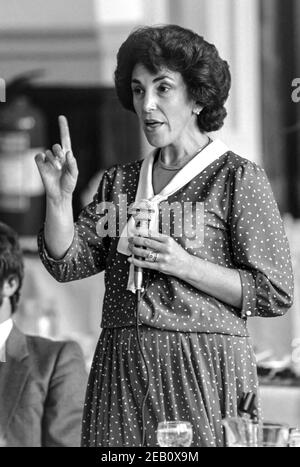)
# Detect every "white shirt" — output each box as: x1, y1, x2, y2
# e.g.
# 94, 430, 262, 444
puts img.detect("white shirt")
0, 318, 13, 362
